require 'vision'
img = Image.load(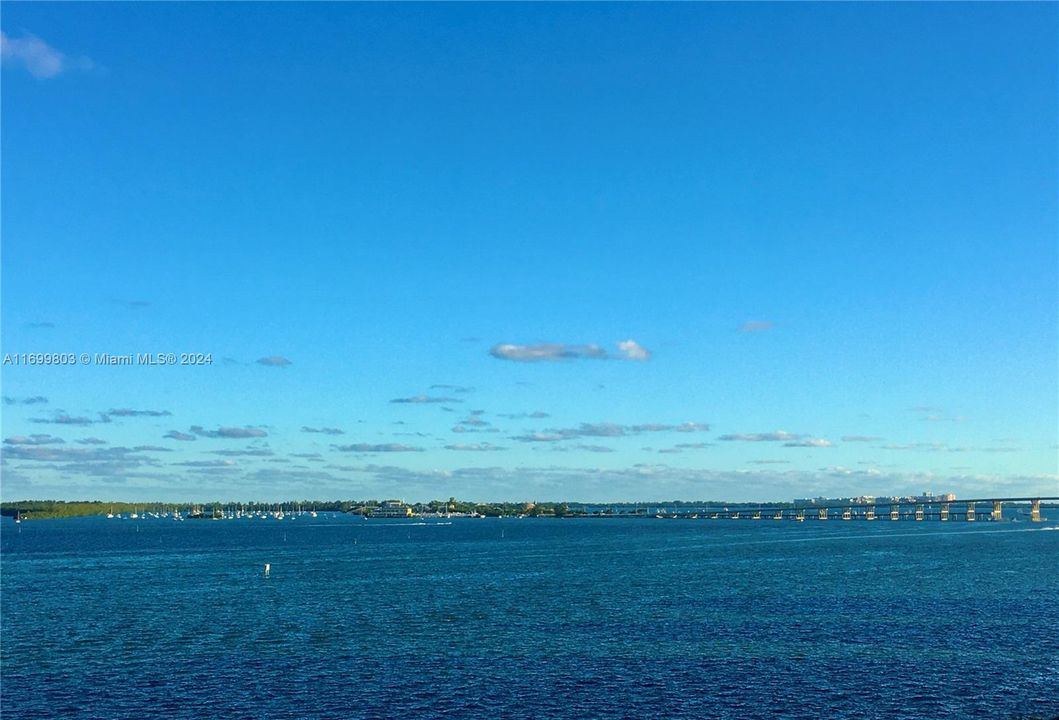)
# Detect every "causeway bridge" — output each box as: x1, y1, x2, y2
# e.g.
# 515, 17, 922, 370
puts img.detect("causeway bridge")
646, 497, 1057, 522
